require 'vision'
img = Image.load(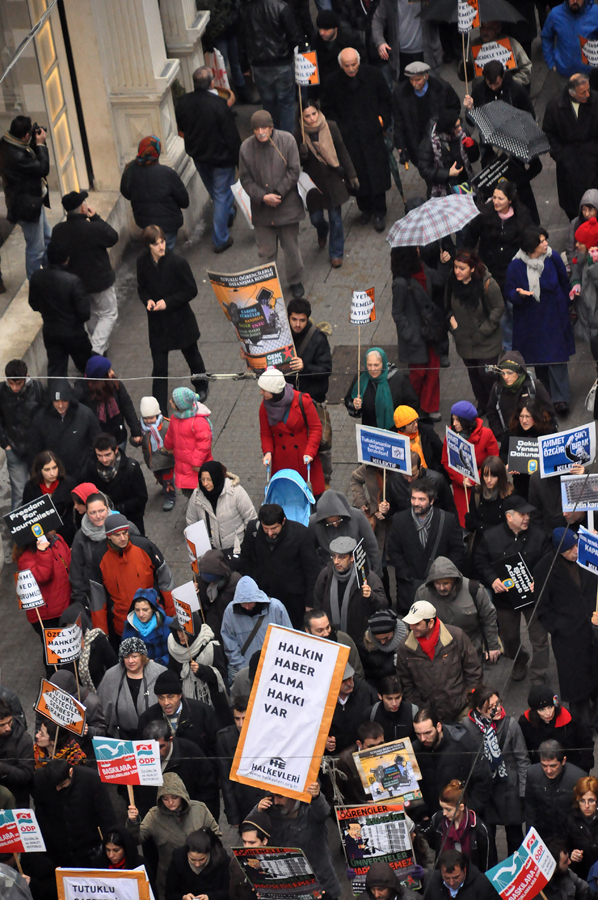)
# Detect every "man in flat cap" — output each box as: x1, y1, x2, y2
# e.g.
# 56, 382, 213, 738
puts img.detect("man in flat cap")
393, 62, 460, 167
314, 535, 387, 649
239, 110, 305, 299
